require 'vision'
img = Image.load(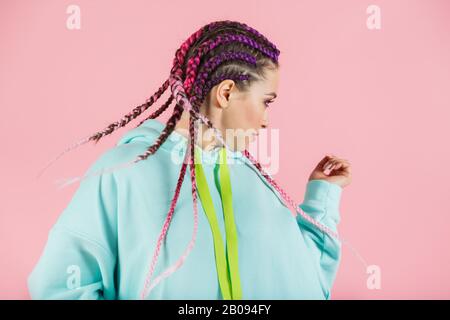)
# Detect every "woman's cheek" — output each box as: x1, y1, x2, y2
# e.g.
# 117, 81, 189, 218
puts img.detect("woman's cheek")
244, 102, 261, 127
